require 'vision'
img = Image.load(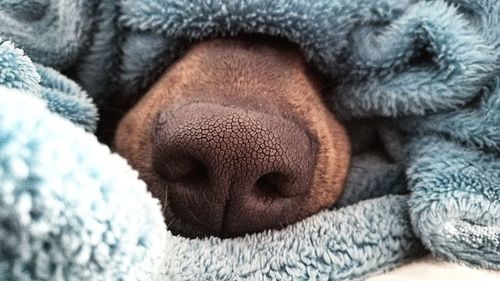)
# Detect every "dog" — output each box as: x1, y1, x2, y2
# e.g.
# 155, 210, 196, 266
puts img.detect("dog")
113, 35, 351, 238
